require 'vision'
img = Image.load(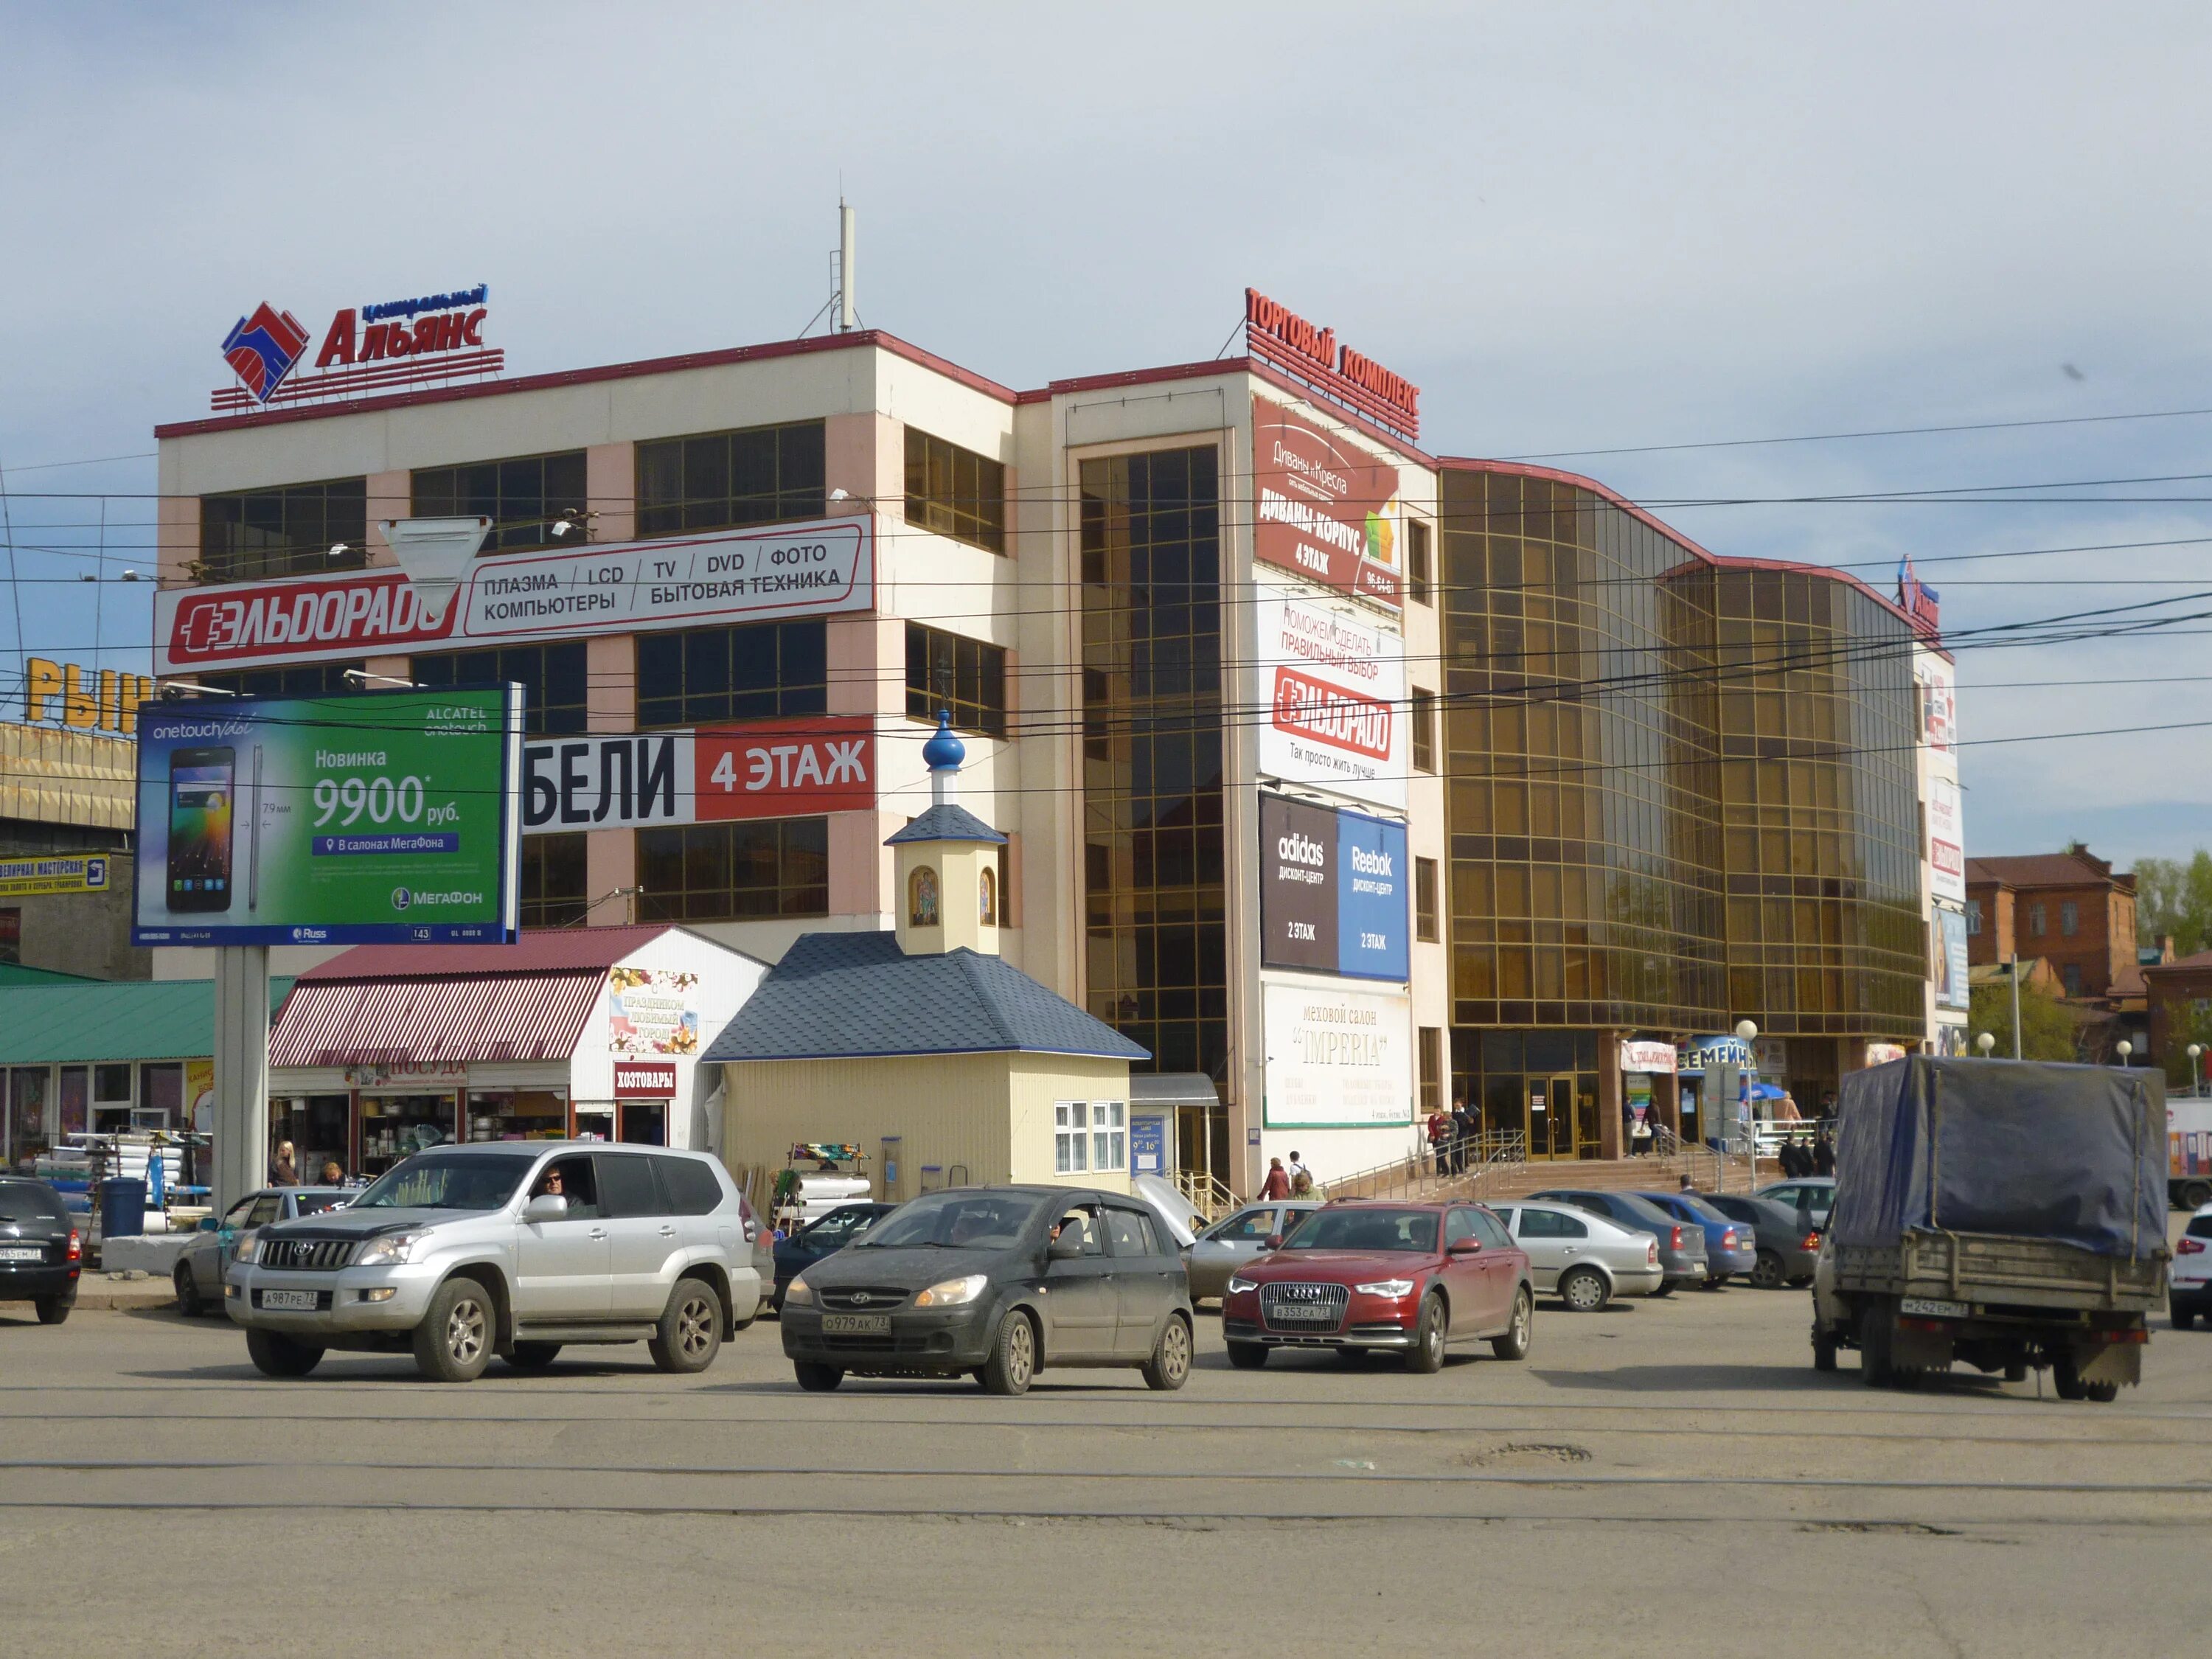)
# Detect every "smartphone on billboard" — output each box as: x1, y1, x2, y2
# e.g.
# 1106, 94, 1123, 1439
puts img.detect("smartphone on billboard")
167, 746, 236, 912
